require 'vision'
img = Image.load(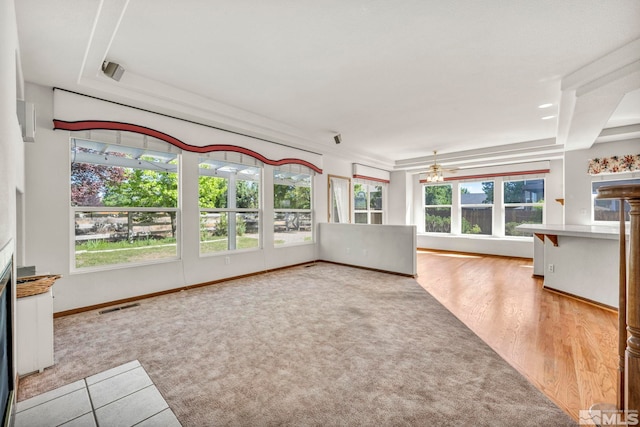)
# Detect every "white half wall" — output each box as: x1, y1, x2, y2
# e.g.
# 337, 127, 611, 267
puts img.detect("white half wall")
318, 223, 417, 276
